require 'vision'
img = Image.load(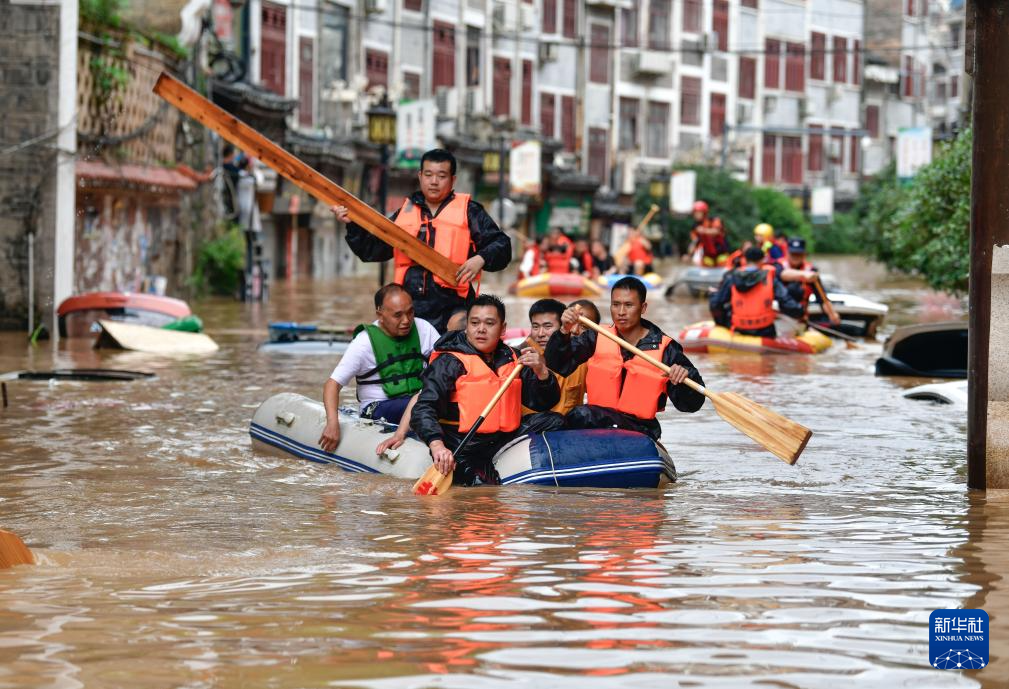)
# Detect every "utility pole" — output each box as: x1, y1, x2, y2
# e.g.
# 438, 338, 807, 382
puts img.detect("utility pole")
967, 0, 1009, 490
